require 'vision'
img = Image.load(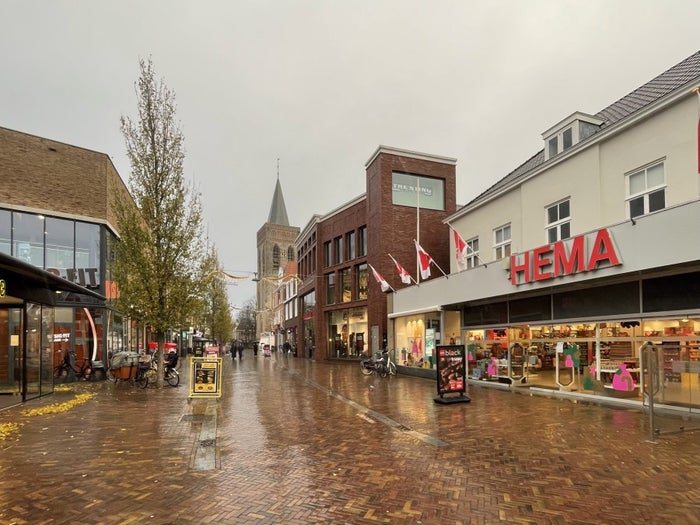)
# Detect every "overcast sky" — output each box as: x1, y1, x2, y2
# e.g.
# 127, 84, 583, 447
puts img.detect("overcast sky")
2, 1, 699, 307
